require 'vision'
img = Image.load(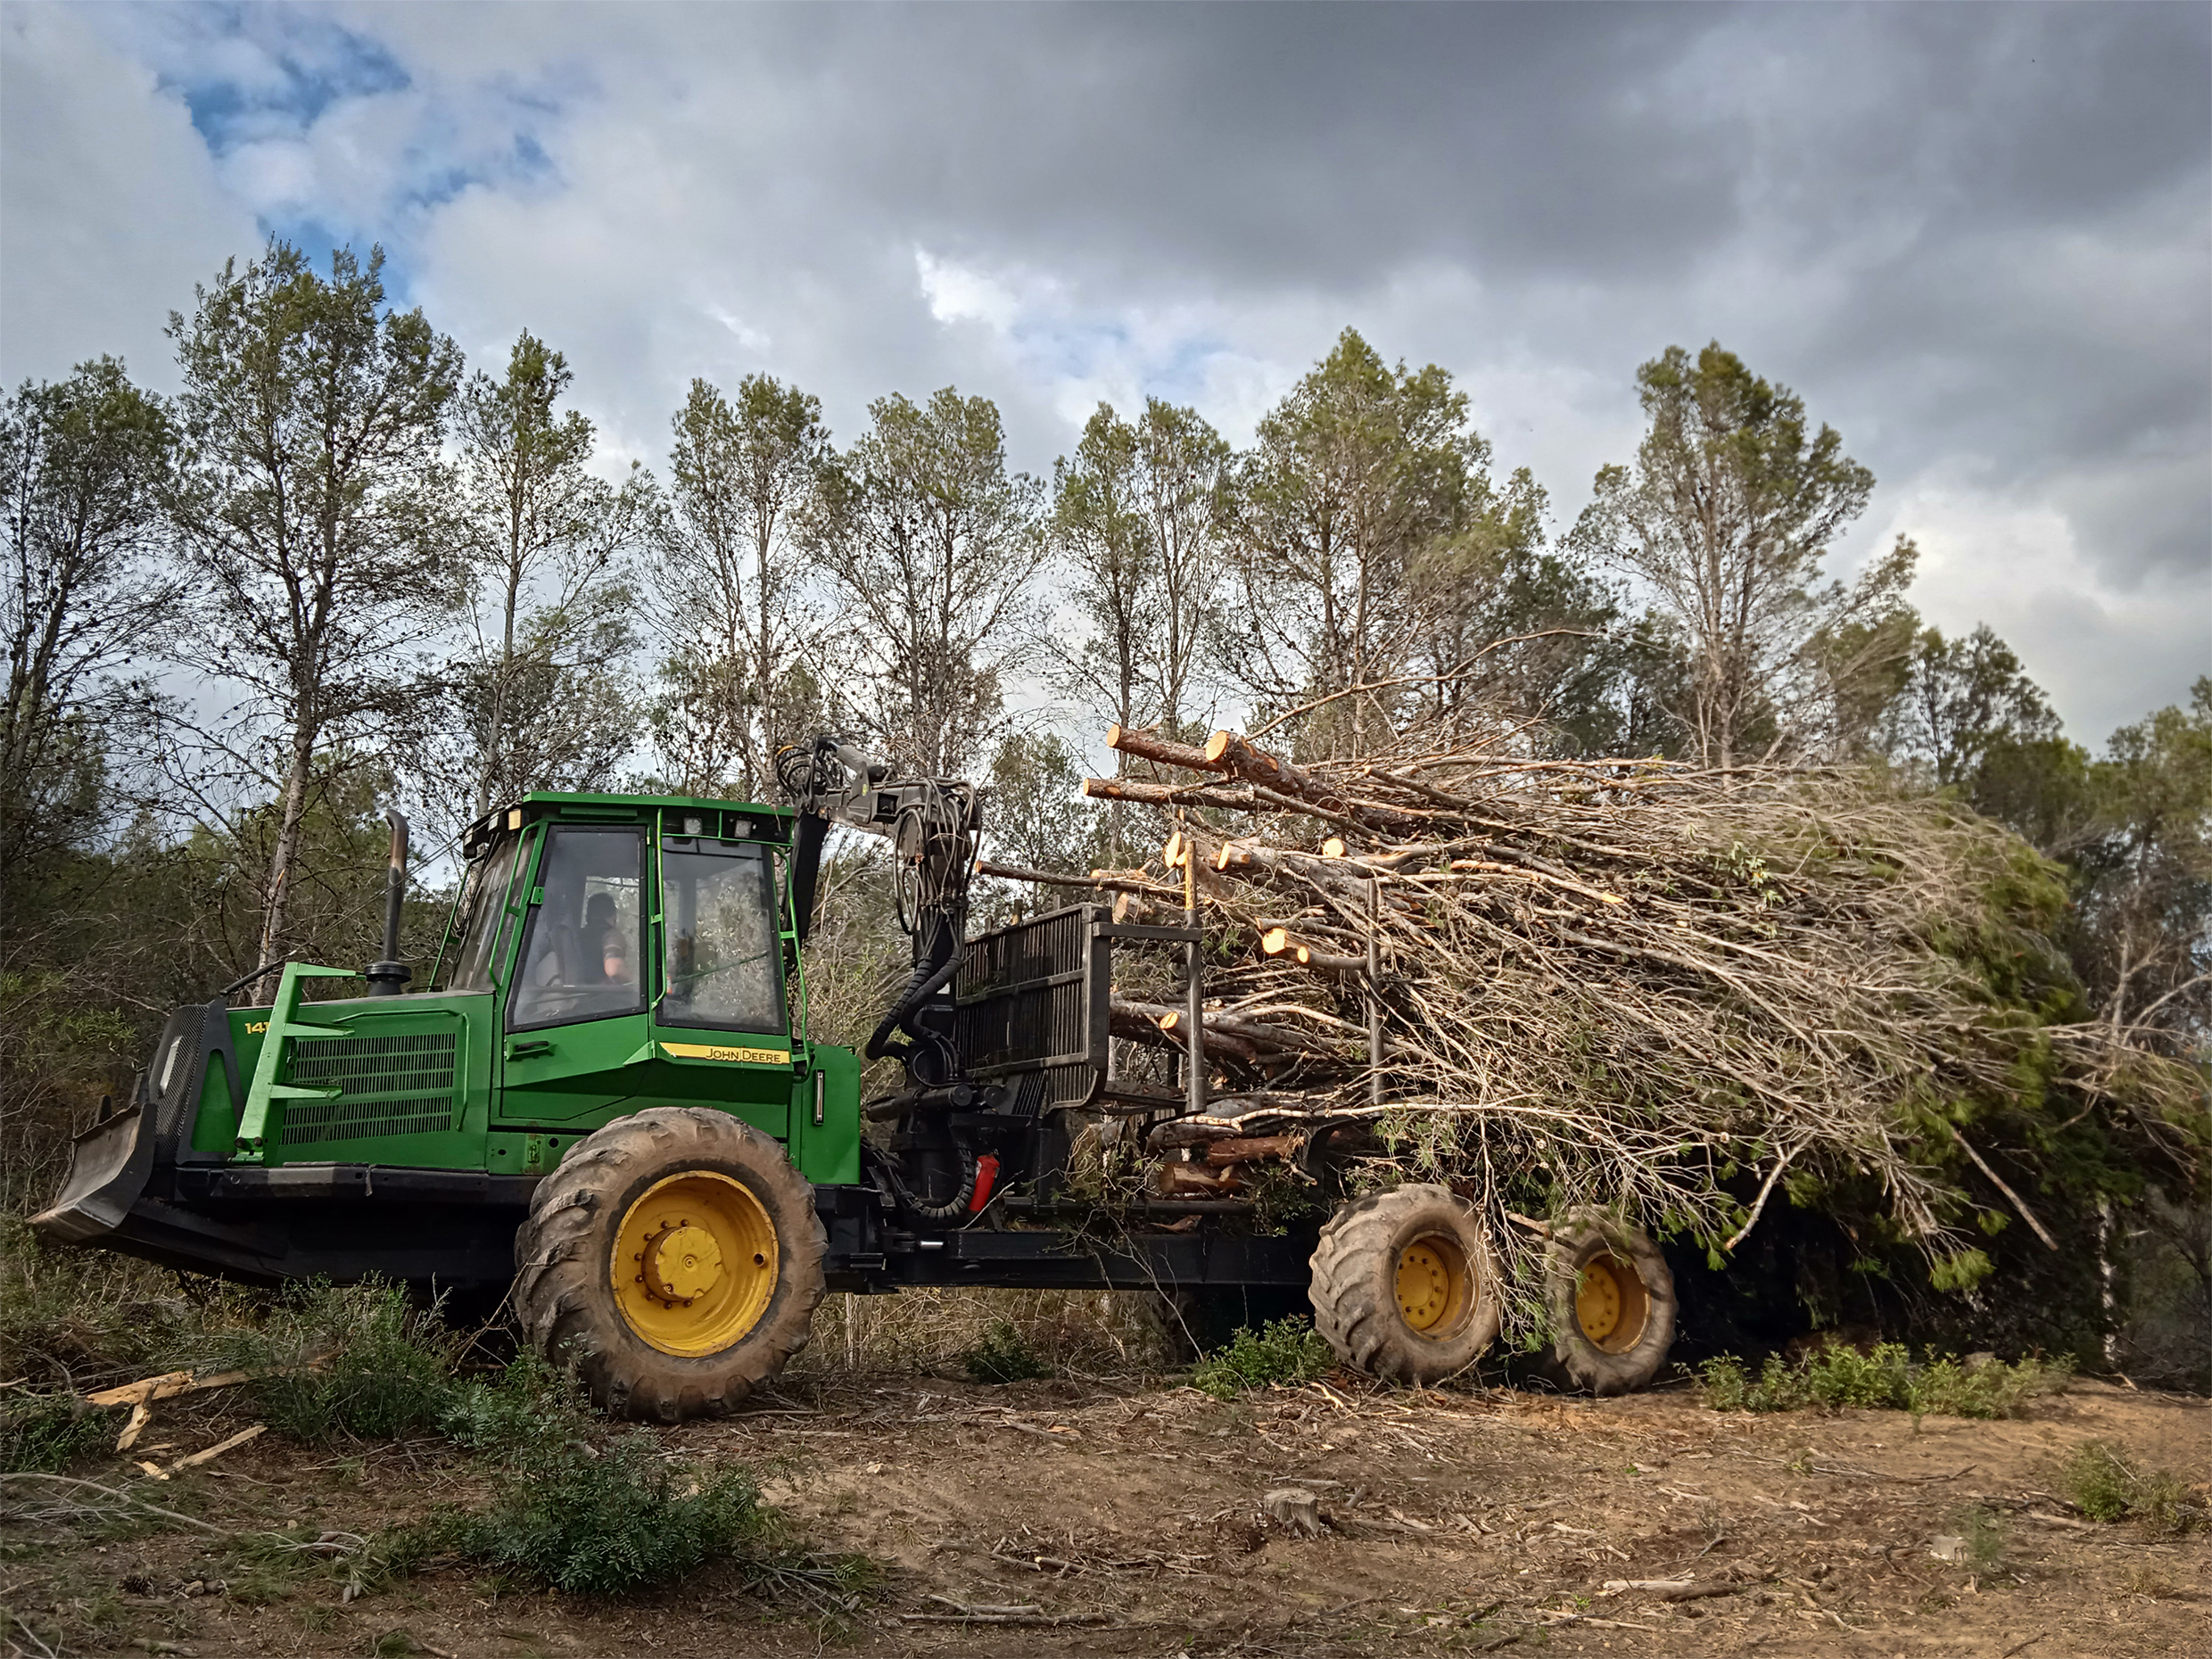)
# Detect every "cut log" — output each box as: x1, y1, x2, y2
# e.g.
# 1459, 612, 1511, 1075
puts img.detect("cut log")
1157, 1161, 1247, 1199
1162, 1009, 1347, 1058
1259, 928, 1366, 976
1203, 1133, 1303, 1166
1205, 730, 1322, 796
1165, 827, 1227, 882
1105, 725, 1220, 772
1149, 1117, 1243, 1151
1110, 998, 1180, 1045
1216, 841, 1378, 894
1298, 947, 1367, 974
975, 859, 1177, 897
1081, 777, 1256, 812
1113, 999, 1267, 1064
1112, 891, 1177, 927
1205, 731, 1425, 834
